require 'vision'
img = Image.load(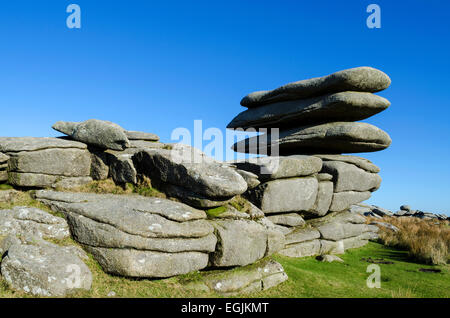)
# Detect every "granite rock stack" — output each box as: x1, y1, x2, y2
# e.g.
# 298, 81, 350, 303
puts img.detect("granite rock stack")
227, 66, 391, 257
